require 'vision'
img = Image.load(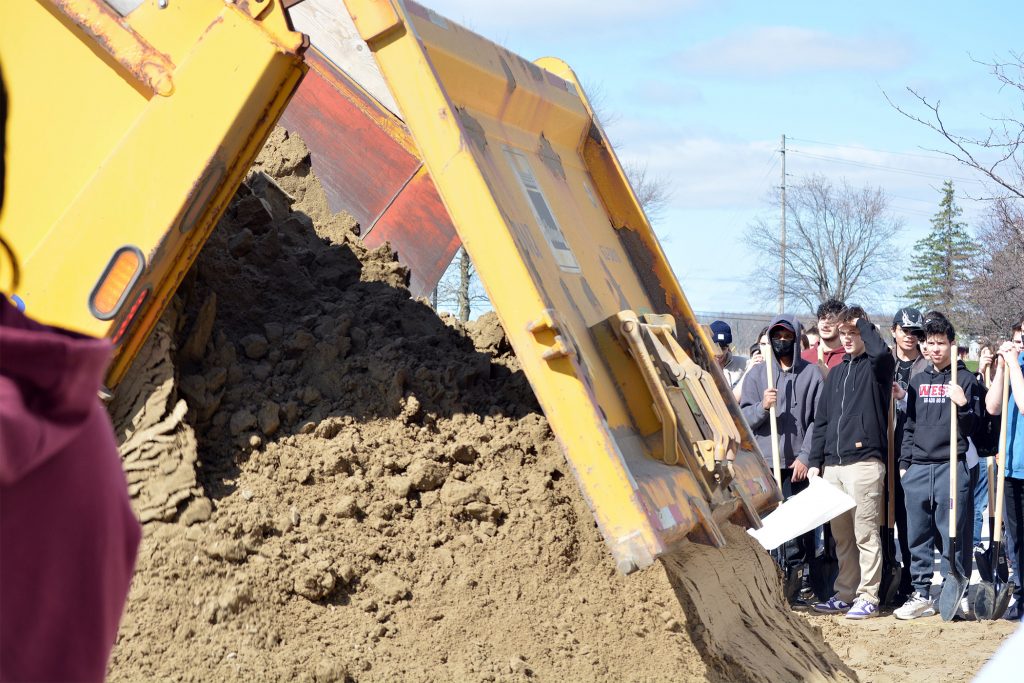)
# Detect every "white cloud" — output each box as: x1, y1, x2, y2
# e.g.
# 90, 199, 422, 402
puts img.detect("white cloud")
677, 26, 914, 77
